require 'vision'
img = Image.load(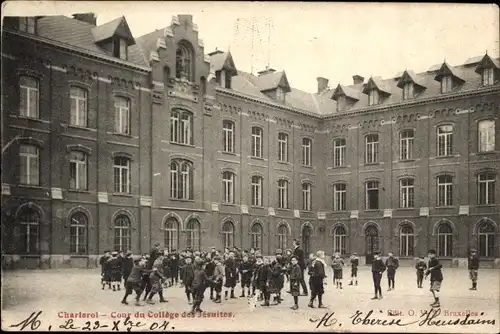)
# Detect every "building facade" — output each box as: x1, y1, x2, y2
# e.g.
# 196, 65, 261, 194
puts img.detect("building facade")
1, 14, 499, 269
